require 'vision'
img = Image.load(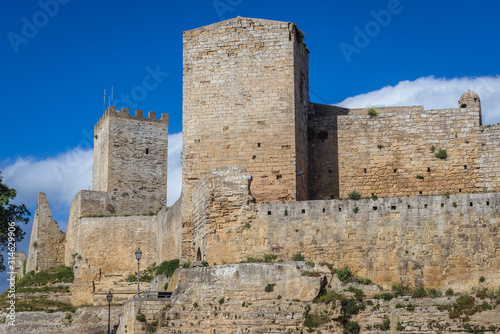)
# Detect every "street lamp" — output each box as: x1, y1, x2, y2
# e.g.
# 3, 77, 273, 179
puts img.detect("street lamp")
106, 290, 113, 334
135, 247, 142, 297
